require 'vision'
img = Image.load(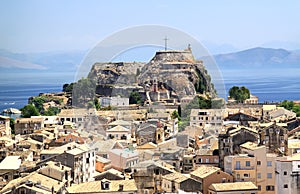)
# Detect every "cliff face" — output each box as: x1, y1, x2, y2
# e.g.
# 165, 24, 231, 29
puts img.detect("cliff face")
88, 62, 145, 85
88, 49, 216, 99
138, 49, 216, 99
